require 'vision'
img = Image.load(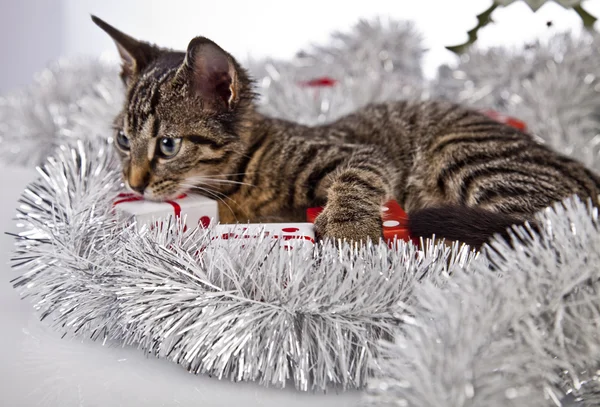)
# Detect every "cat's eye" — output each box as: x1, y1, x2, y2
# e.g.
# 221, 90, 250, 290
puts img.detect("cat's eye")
115, 130, 130, 151
158, 137, 182, 158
